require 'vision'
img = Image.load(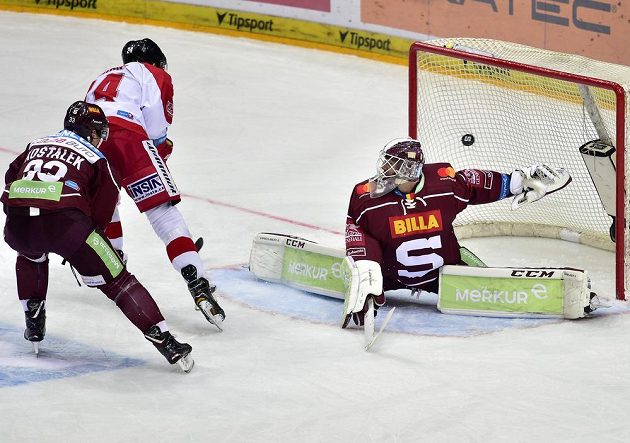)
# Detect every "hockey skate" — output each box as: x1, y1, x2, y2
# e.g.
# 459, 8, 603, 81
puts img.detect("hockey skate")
24, 299, 46, 356
584, 292, 611, 314
181, 264, 225, 331
144, 325, 194, 373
